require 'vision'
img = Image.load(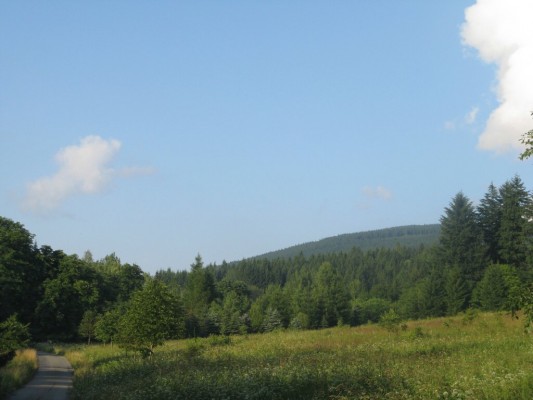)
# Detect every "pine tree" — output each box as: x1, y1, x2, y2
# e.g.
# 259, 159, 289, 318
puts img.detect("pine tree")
477, 183, 502, 264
